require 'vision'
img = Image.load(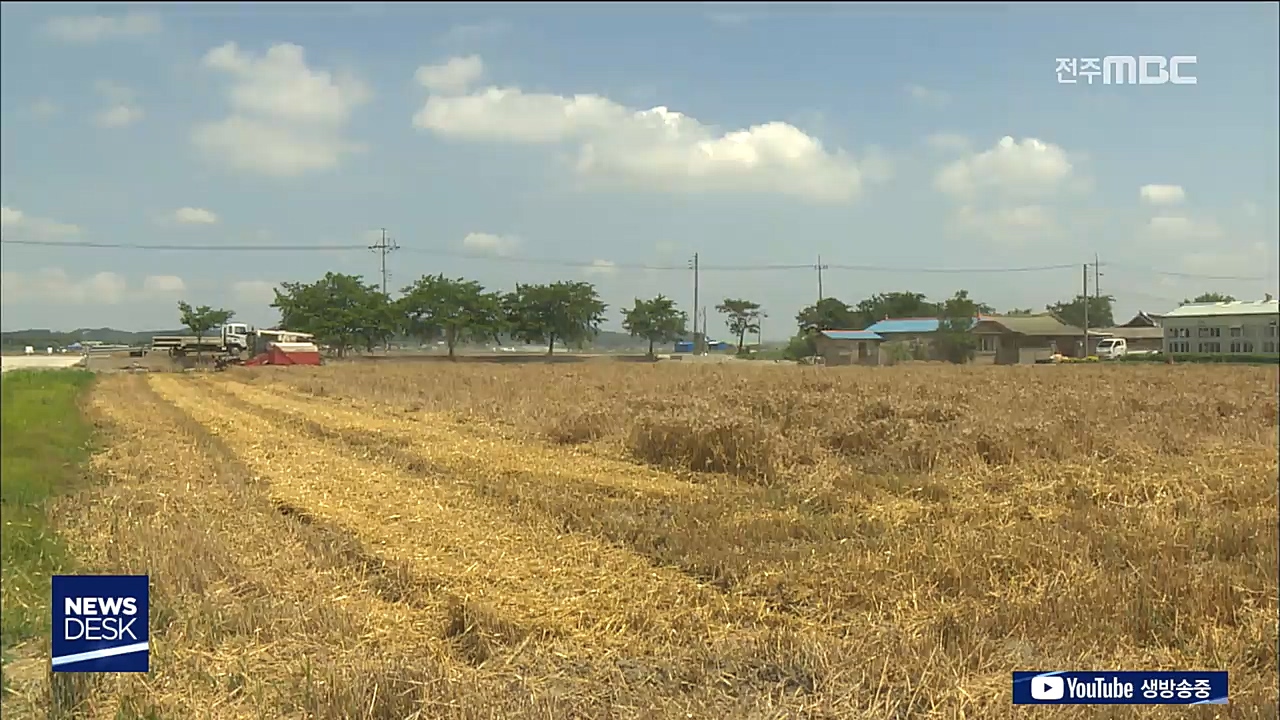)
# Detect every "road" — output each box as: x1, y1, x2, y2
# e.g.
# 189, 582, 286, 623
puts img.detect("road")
0, 355, 88, 373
